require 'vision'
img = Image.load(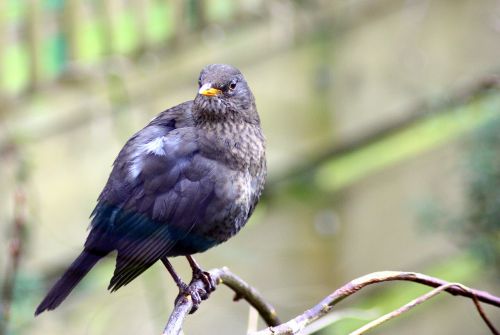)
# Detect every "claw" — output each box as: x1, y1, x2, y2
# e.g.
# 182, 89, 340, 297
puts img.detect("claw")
174, 281, 205, 314
162, 257, 205, 314
192, 269, 216, 297
186, 256, 217, 299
